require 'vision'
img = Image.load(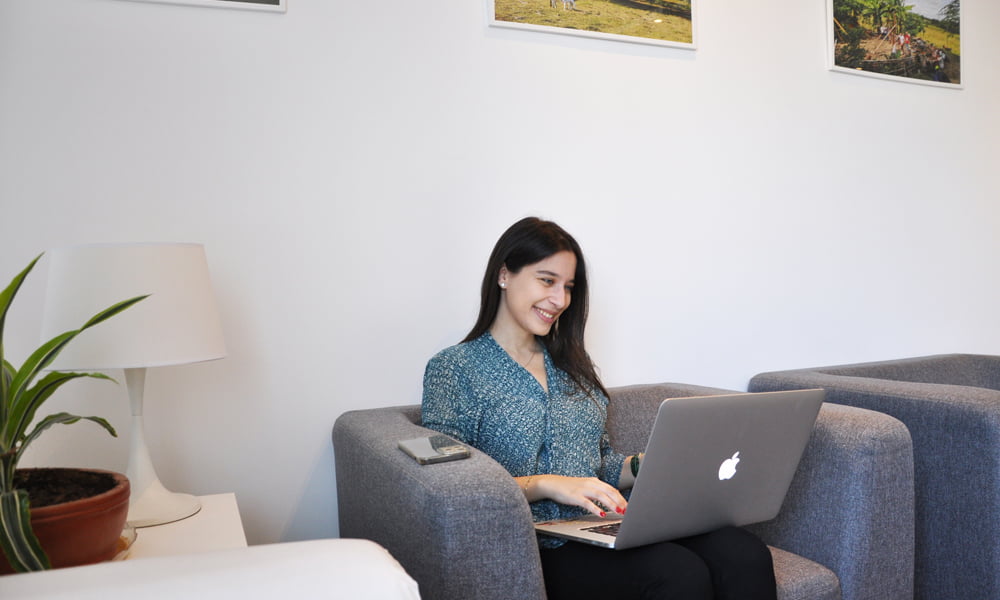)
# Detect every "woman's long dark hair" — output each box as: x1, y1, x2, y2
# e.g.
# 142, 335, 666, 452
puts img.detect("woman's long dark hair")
464, 217, 607, 399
